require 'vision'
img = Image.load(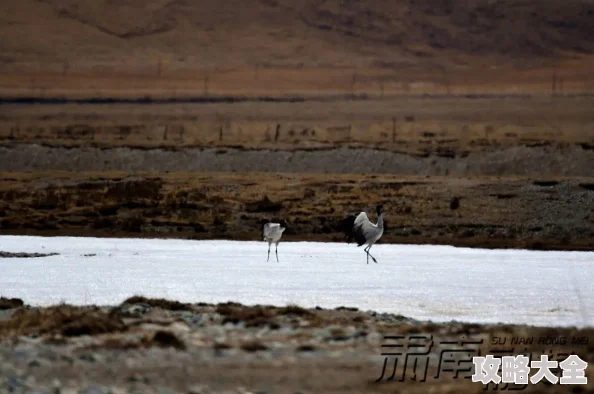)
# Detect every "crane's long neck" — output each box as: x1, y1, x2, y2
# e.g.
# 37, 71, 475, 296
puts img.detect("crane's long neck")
377, 212, 384, 229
